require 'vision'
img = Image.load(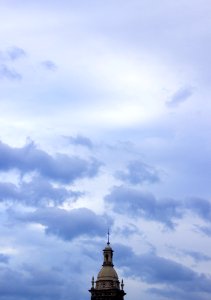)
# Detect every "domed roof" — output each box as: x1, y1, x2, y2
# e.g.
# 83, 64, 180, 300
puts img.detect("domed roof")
104, 244, 112, 250
103, 229, 112, 250
97, 266, 119, 281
